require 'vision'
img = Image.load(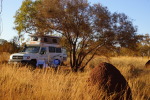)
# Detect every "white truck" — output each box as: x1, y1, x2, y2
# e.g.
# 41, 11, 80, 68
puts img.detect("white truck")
9, 35, 67, 68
